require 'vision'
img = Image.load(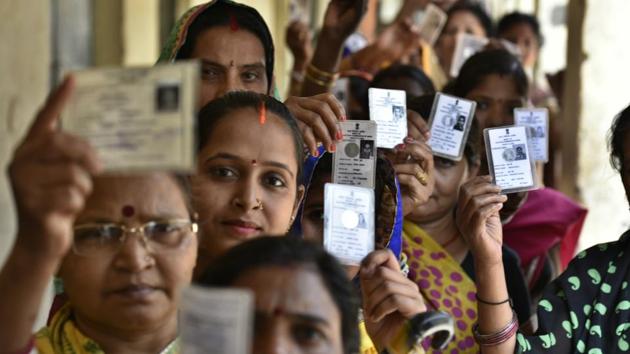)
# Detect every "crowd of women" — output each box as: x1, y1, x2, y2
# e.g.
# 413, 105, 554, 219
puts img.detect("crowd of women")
0, 0, 627, 353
